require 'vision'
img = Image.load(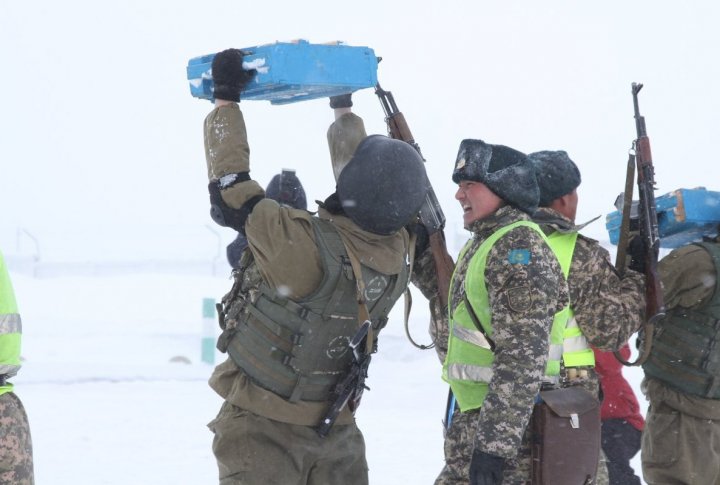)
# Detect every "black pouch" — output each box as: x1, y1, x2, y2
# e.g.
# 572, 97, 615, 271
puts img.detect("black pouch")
531, 386, 601, 485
